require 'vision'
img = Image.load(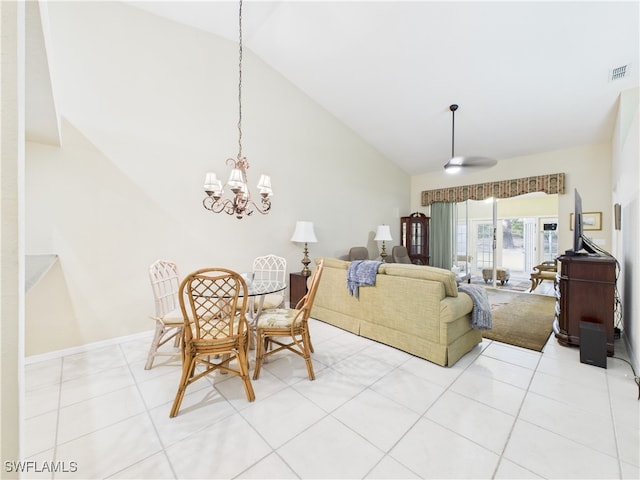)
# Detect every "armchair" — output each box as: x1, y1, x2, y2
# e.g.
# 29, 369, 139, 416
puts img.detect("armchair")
391, 246, 412, 264
529, 260, 558, 292
348, 247, 369, 261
